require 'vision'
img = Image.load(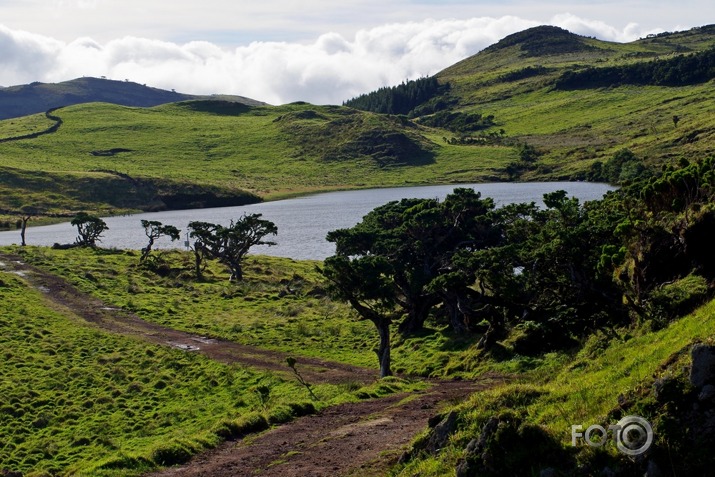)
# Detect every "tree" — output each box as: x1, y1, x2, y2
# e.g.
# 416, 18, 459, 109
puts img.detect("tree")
321, 255, 398, 377
188, 214, 277, 281
140, 220, 181, 262
71, 212, 108, 247
19, 215, 31, 246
